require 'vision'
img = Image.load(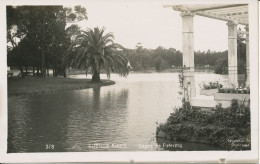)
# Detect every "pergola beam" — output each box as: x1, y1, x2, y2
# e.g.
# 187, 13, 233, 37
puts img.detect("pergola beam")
170, 4, 247, 12
214, 8, 248, 13
194, 11, 248, 25
171, 5, 193, 12
168, 4, 249, 25
219, 11, 248, 16
190, 4, 247, 12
